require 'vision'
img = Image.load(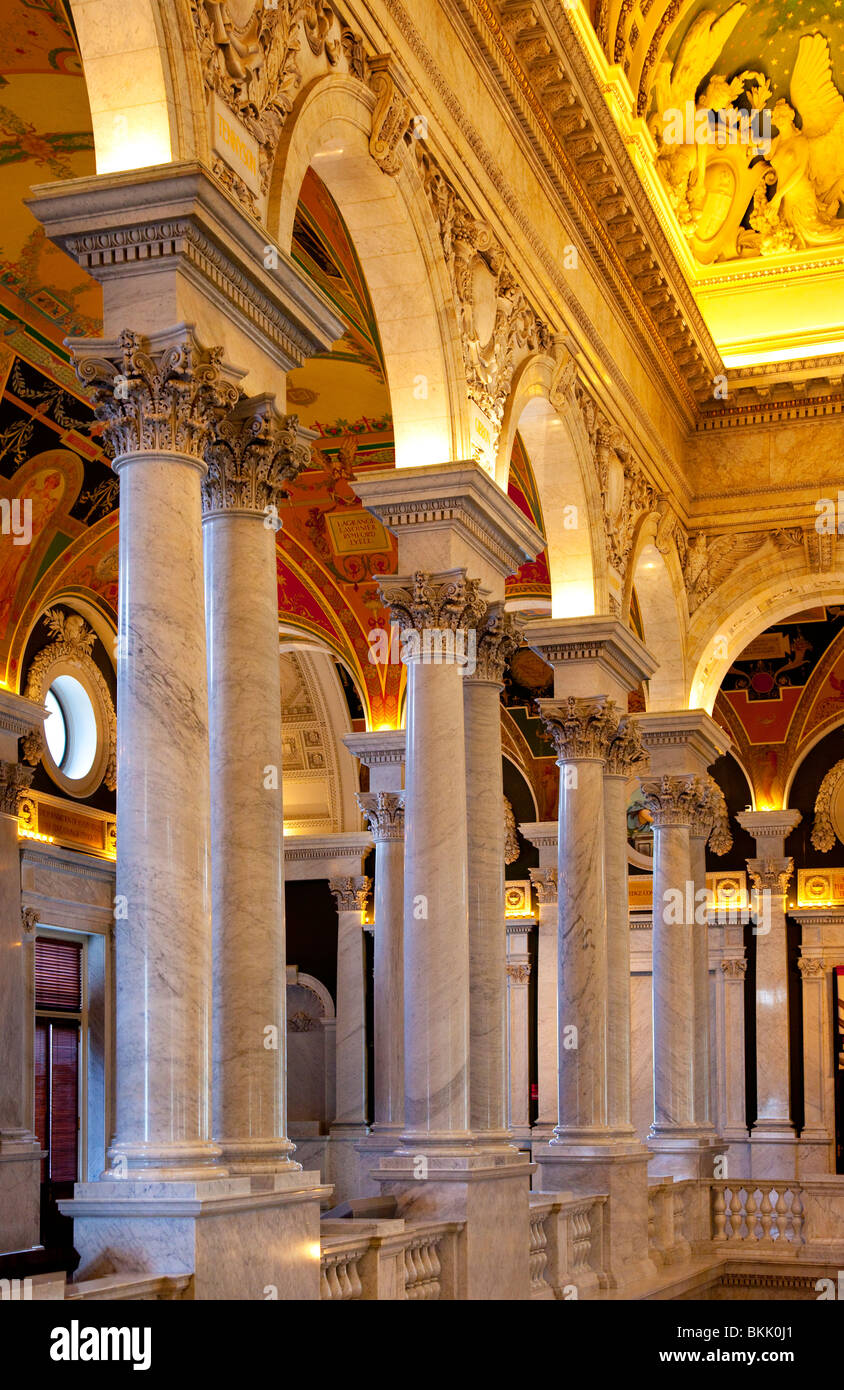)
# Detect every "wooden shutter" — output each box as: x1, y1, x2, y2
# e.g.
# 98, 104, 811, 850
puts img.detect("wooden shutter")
35, 938, 82, 1012
49, 1023, 79, 1183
